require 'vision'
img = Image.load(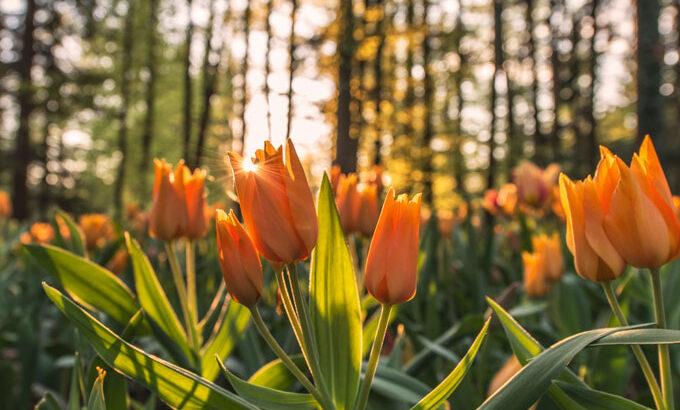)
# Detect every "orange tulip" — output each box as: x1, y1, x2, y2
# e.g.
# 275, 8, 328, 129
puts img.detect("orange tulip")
228, 140, 318, 264
357, 182, 380, 237
488, 356, 523, 397
216, 209, 263, 306
596, 138, 680, 269
336, 173, 360, 234
497, 183, 518, 216
673, 195, 680, 221
149, 159, 188, 241
79, 214, 115, 250
106, 248, 129, 275
522, 251, 548, 297
365, 189, 421, 305
368, 164, 385, 193
559, 174, 626, 281
482, 189, 501, 215
184, 168, 208, 239
531, 233, 564, 282
330, 165, 342, 193
514, 161, 547, 207
21, 222, 55, 245
0, 190, 11, 219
